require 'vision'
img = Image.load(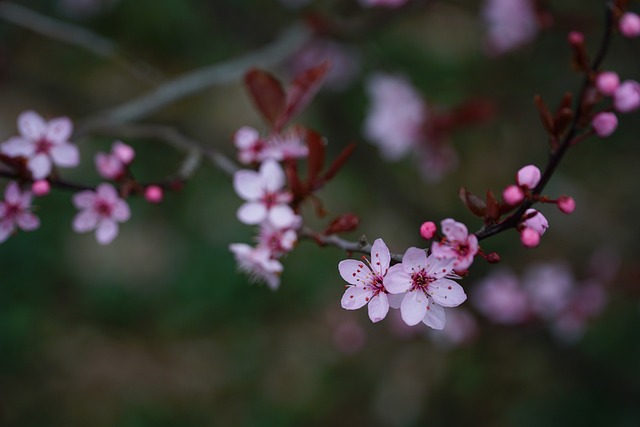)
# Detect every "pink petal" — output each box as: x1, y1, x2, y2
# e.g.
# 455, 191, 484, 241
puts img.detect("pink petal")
387, 292, 405, 309
401, 247, 428, 273
234, 126, 260, 150
268, 204, 297, 229
18, 110, 46, 140
422, 298, 446, 330
16, 212, 39, 231
368, 292, 389, 322
237, 202, 267, 224
370, 238, 390, 276
426, 256, 455, 279
45, 117, 73, 144
18, 191, 33, 210
95, 153, 123, 179
400, 289, 429, 326
428, 279, 467, 307
73, 210, 98, 232
430, 241, 455, 259
96, 183, 119, 203
233, 170, 263, 200
73, 191, 96, 209
50, 143, 79, 167
383, 264, 411, 294
4, 181, 21, 204
96, 219, 118, 245
260, 159, 285, 192
441, 218, 468, 242
338, 259, 373, 285
341, 286, 374, 310
0, 220, 14, 243
1, 137, 35, 157
27, 154, 52, 179
0, 203, 6, 217
112, 199, 130, 222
